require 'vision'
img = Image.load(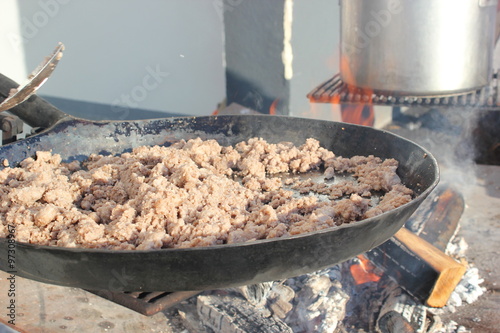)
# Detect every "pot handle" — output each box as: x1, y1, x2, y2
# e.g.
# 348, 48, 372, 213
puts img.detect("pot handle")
0, 73, 69, 129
